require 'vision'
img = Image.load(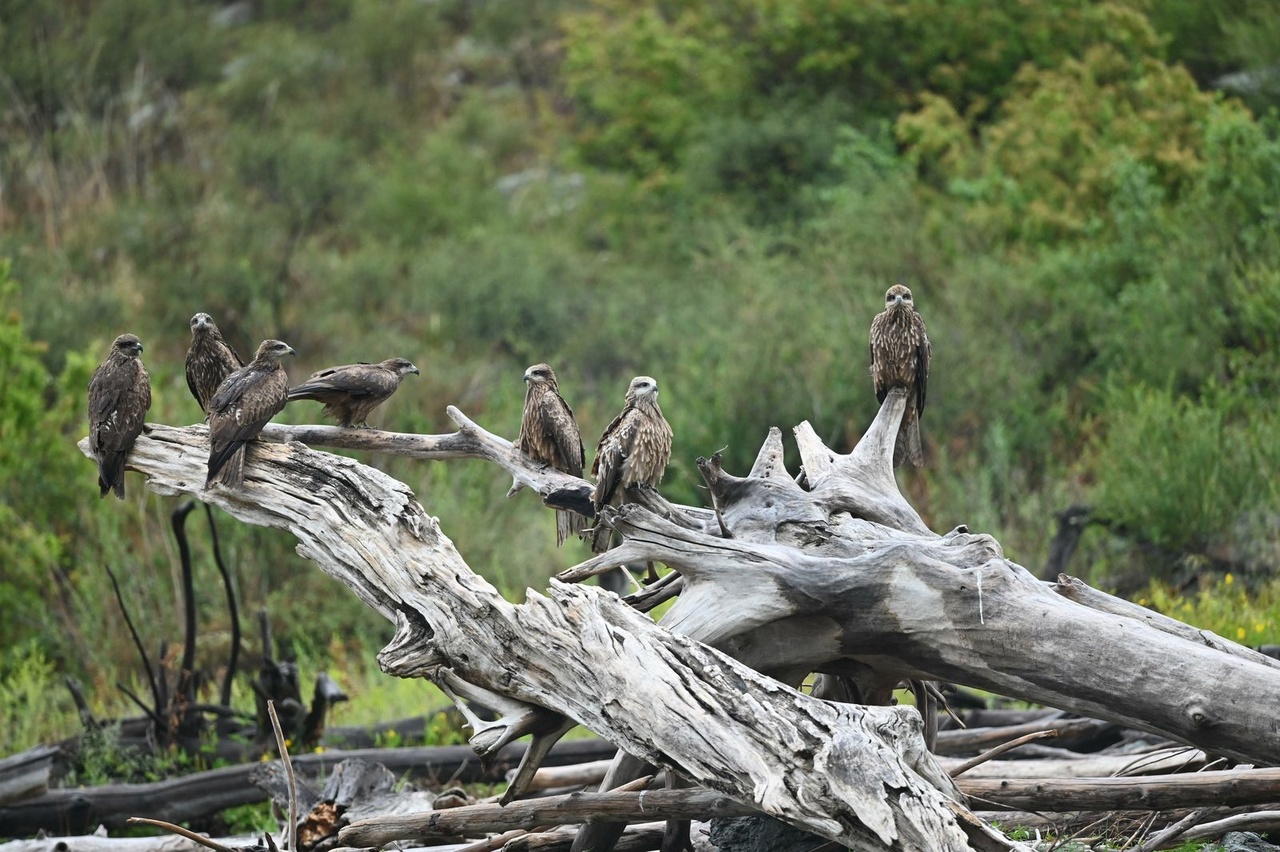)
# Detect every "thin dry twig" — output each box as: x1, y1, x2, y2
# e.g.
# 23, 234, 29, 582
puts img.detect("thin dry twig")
266, 700, 298, 852
1131, 807, 1219, 852
124, 817, 238, 852
455, 827, 554, 852
949, 730, 1060, 777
